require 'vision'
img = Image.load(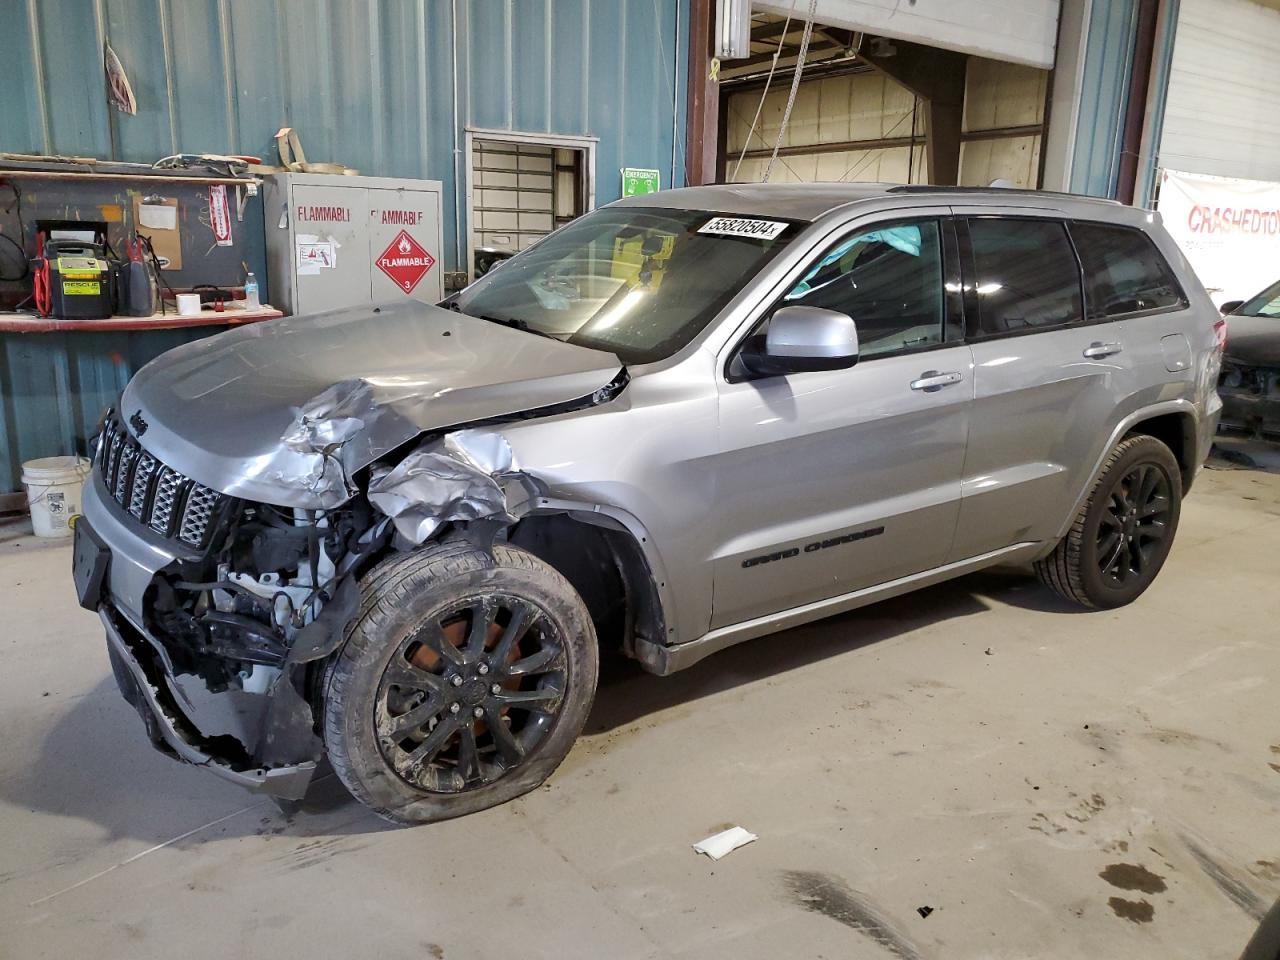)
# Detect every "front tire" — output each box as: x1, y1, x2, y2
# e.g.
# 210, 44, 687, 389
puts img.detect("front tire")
1035, 434, 1182, 609
324, 541, 598, 824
